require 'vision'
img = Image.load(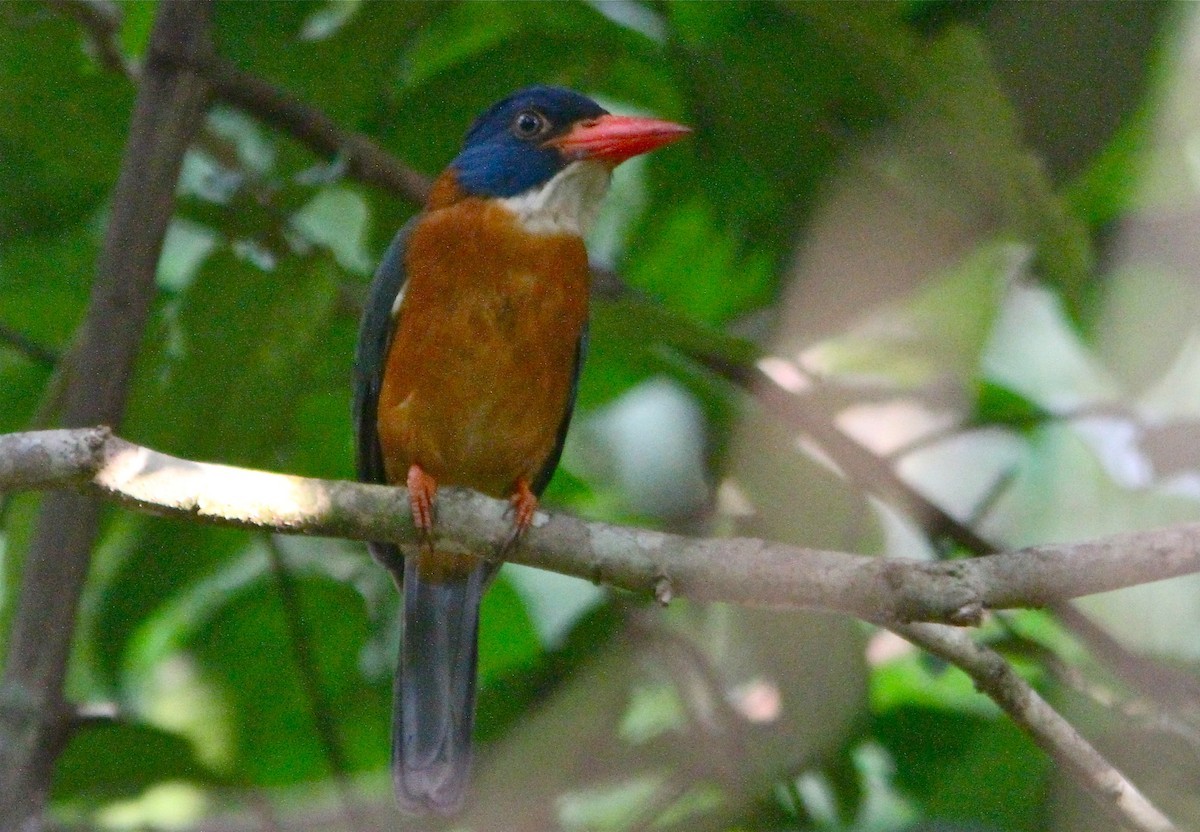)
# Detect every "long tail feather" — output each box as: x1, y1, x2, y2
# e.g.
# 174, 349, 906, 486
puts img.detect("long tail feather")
393, 554, 486, 814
